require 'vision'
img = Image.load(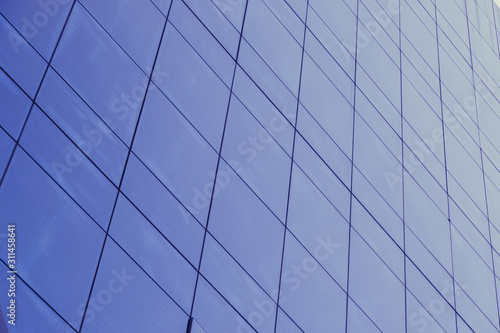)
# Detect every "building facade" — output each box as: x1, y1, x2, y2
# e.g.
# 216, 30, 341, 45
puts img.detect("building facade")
1, 0, 500, 332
